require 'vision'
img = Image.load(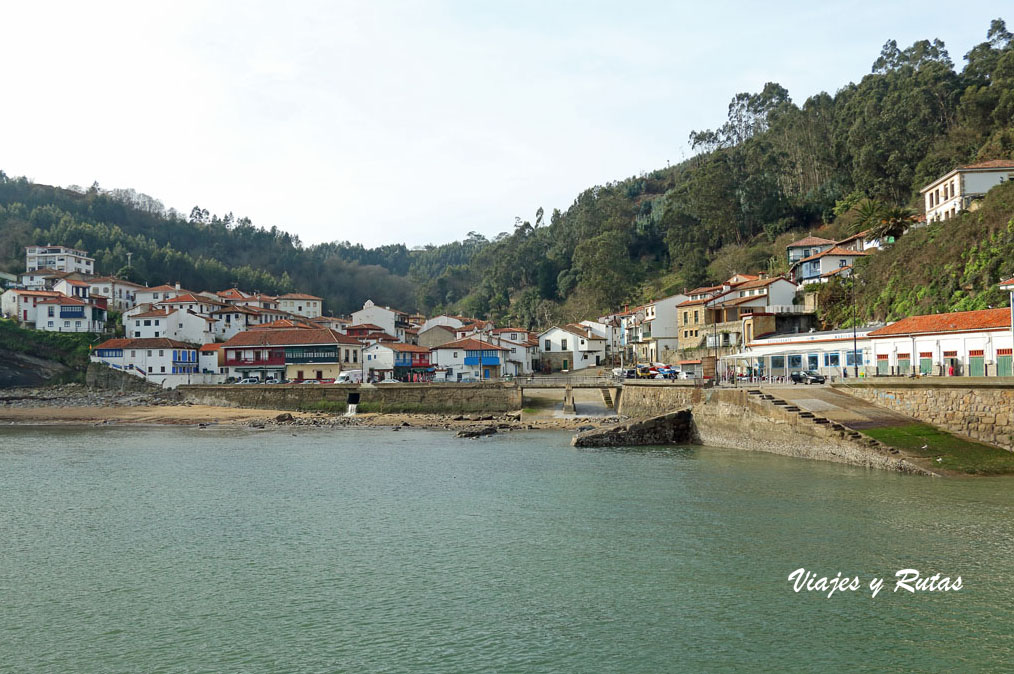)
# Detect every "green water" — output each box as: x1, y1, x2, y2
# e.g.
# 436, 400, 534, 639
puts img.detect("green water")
1, 427, 1012, 672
